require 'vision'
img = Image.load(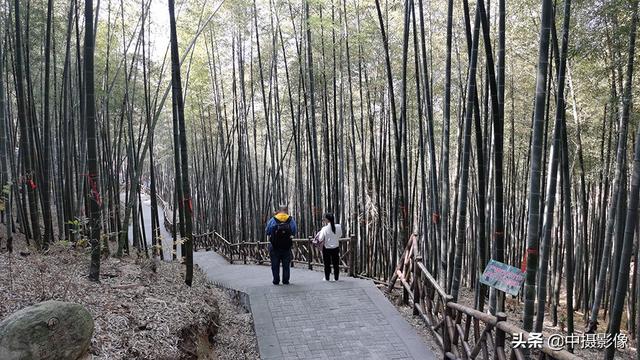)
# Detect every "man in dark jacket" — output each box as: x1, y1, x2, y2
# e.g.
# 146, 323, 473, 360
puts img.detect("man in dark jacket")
265, 205, 297, 285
